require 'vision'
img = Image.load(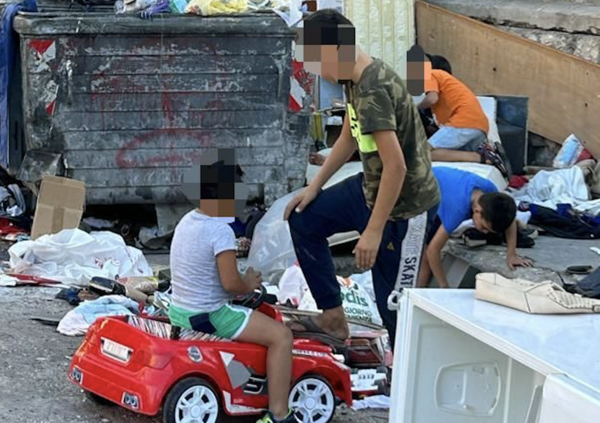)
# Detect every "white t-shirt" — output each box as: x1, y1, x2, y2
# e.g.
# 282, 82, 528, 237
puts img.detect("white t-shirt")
170, 210, 237, 312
